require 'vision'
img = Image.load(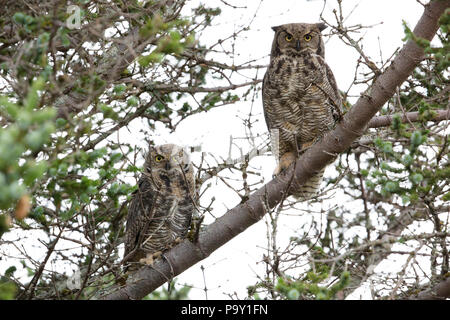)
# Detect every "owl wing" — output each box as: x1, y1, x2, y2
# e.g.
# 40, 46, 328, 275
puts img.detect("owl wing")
315, 56, 343, 121
123, 176, 158, 263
